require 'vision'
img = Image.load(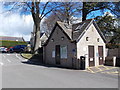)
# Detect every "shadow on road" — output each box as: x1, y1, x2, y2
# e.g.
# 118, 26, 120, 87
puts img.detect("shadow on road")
21, 60, 76, 70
